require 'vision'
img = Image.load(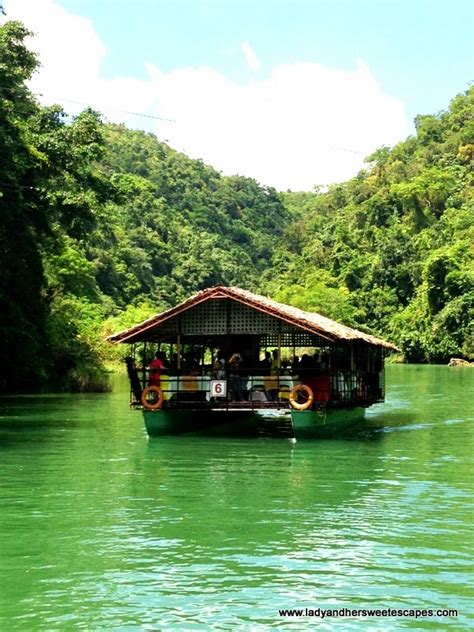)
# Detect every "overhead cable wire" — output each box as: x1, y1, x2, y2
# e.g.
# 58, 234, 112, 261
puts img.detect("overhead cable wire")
1, 90, 374, 156
34, 94, 176, 123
